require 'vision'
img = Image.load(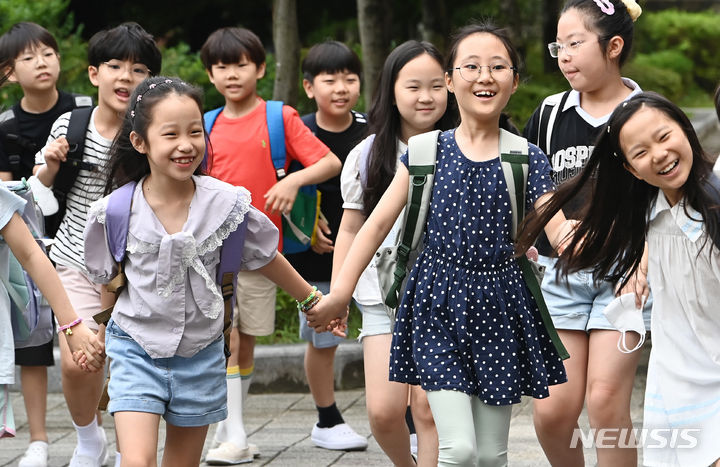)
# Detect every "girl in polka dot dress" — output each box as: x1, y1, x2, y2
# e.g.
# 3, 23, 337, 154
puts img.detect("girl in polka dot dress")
308, 22, 573, 466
